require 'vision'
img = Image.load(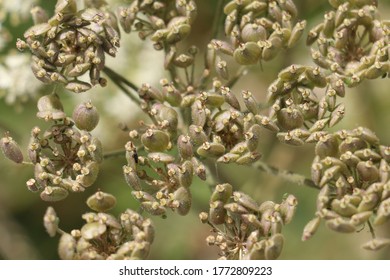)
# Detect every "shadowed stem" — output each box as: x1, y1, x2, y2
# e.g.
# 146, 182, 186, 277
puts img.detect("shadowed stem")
253, 160, 320, 190
103, 67, 141, 106
211, 0, 225, 40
